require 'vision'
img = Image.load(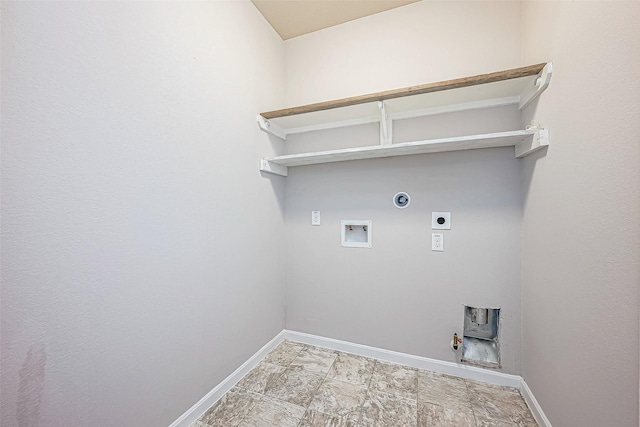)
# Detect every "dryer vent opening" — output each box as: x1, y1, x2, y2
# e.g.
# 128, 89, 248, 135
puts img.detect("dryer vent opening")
461, 306, 500, 368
